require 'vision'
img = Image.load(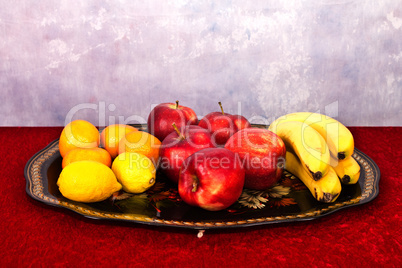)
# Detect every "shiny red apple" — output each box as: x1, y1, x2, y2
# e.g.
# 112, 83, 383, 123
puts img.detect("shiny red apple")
159, 124, 215, 183
147, 101, 198, 142
198, 102, 250, 146
178, 148, 245, 211
224, 128, 286, 190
